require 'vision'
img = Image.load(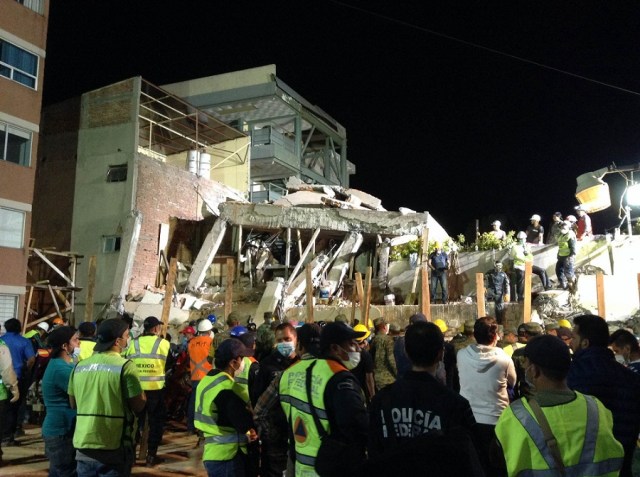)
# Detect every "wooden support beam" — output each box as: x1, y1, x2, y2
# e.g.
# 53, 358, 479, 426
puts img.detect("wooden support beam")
596, 272, 606, 318
350, 285, 358, 325
421, 266, 431, 319
285, 228, 291, 280
364, 266, 372, 328
84, 255, 97, 322
355, 273, 365, 310
236, 225, 243, 283
225, 258, 234, 320
523, 261, 532, 323
287, 228, 321, 289
22, 286, 34, 333
32, 248, 75, 286
160, 258, 177, 337
305, 264, 314, 323
48, 284, 62, 318
637, 273, 640, 309
476, 273, 485, 319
